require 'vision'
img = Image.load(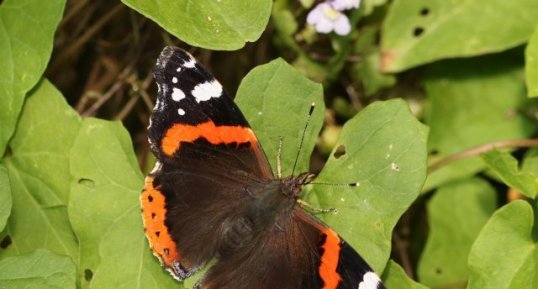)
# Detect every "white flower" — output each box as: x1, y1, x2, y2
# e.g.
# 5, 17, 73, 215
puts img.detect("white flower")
331, 0, 361, 11
306, 2, 351, 36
